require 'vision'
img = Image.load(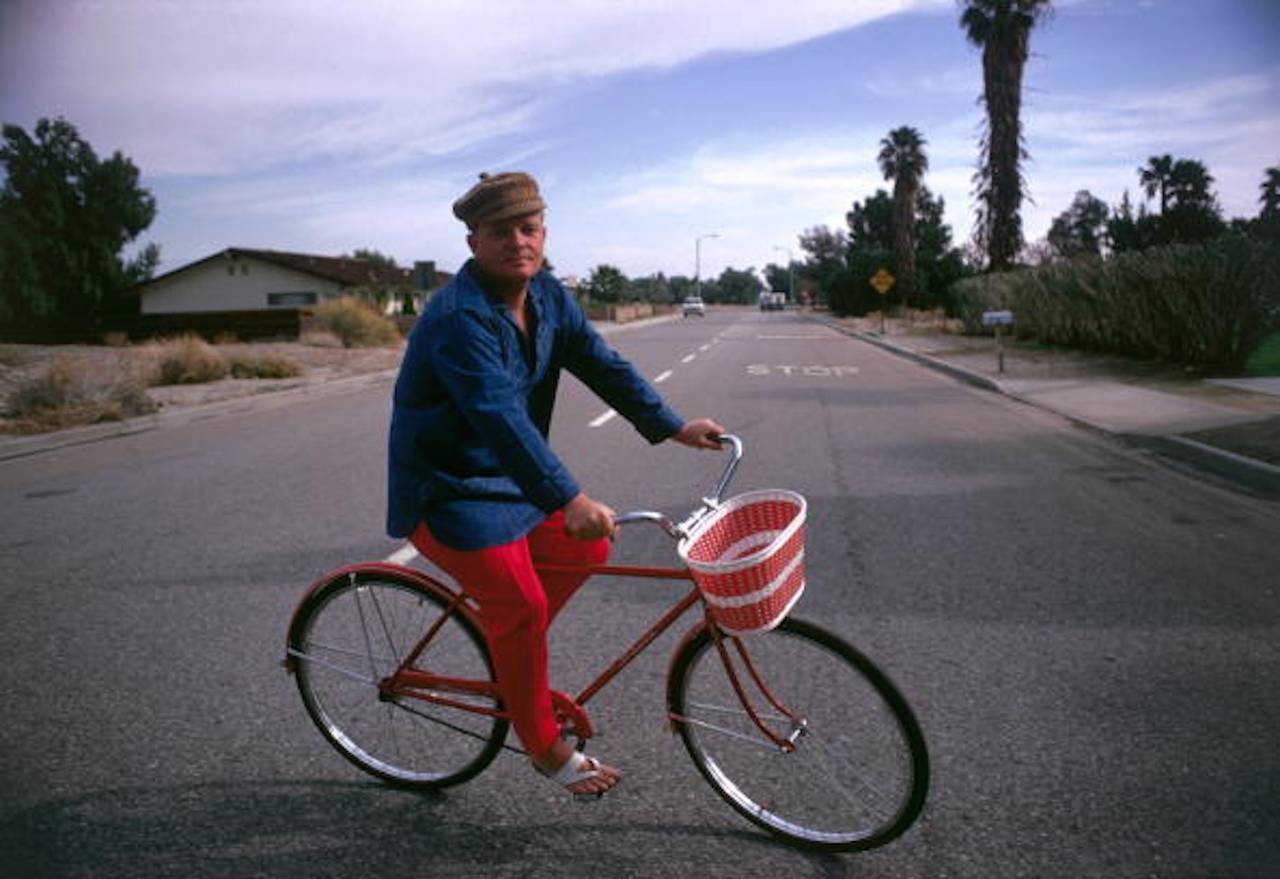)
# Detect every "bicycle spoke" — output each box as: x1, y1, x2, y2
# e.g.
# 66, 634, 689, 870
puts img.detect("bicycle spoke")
290, 573, 508, 788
